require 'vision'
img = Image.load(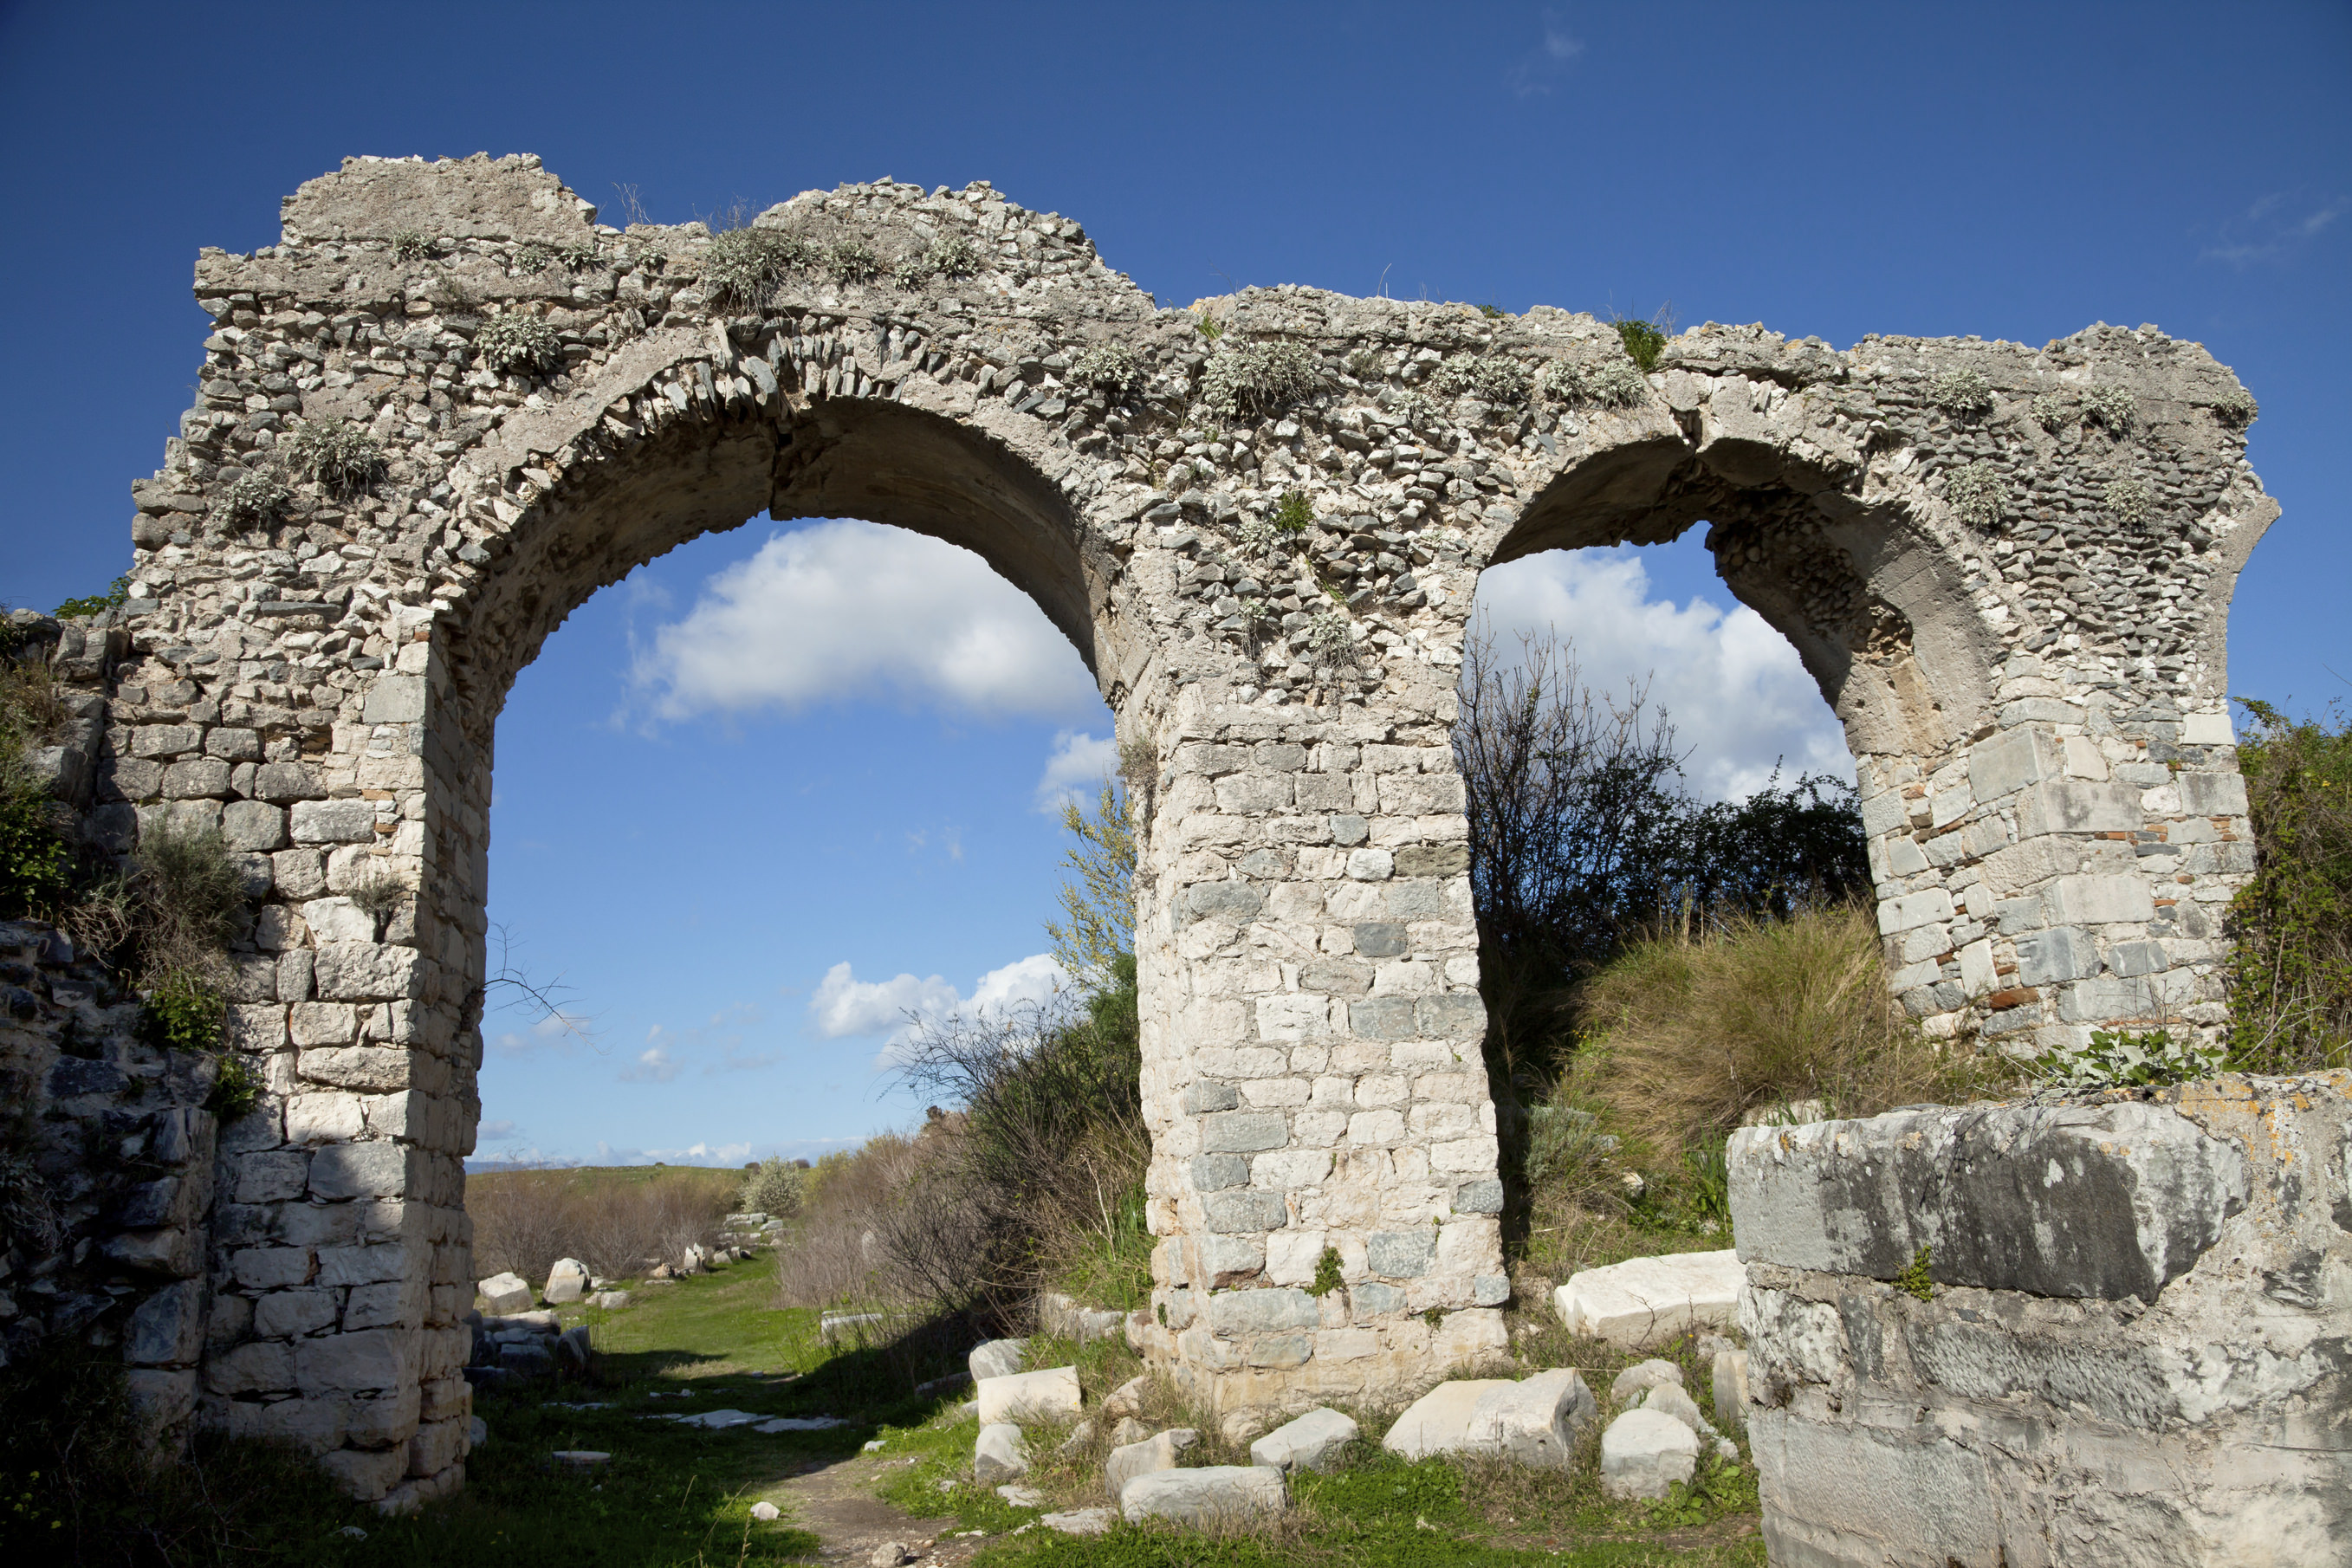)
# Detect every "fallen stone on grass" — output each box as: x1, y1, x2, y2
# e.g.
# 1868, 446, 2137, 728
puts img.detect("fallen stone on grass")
550, 1450, 611, 1467
755, 1416, 845, 1434
1712, 1349, 1748, 1430
476, 1272, 532, 1315
557, 1325, 592, 1371
749, 1501, 781, 1521
1101, 1374, 1149, 1421
545, 1257, 589, 1304
1105, 1427, 1199, 1496
1643, 1382, 1716, 1441
974, 1422, 1030, 1484
588, 1290, 632, 1310
1555, 1251, 1745, 1348
1108, 1416, 1151, 1447
1599, 1409, 1700, 1500
1382, 1370, 1597, 1469
868, 1543, 912, 1568
469, 1416, 487, 1447
1036, 1290, 1125, 1344
915, 1370, 971, 1399
820, 1310, 885, 1344
976, 1364, 1081, 1424
1120, 1465, 1286, 1527
995, 1483, 1046, 1507
1056, 1420, 1096, 1456
968, 1337, 1029, 1383
1249, 1408, 1358, 1474
1610, 1358, 1684, 1405
1040, 1506, 1117, 1536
